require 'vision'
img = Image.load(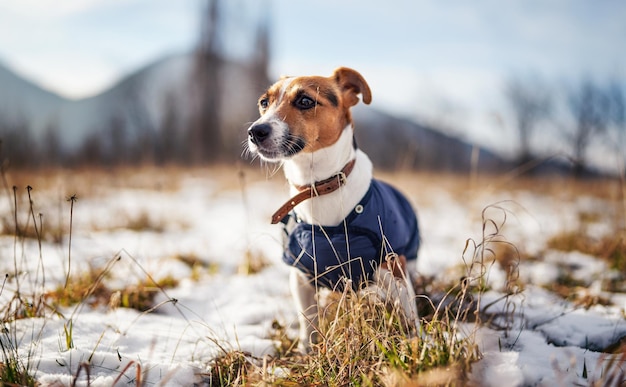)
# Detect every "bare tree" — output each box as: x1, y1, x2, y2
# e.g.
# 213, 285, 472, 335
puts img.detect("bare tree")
76, 130, 105, 166
0, 115, 39, 168
504, 76, 551, 167
121, 76, 158, 165
566, 80, 610, 176
43, 121, 63, 166
157, 90, 185, 164
607, 80, 625, 170
252, 8, 271, 92
189, 0, 223, 163
106, 114, 129, 165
